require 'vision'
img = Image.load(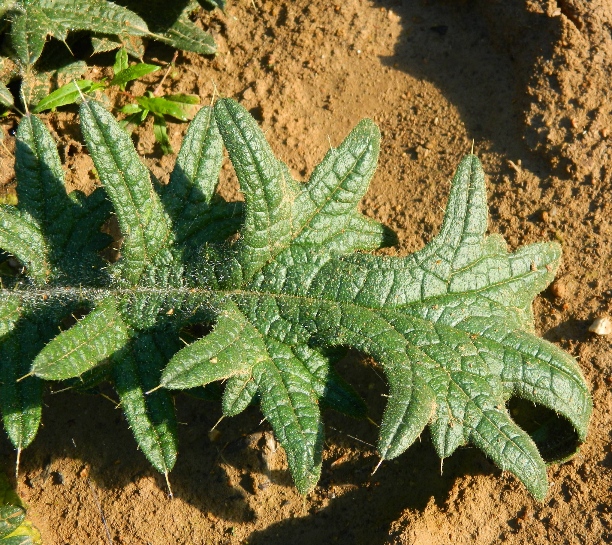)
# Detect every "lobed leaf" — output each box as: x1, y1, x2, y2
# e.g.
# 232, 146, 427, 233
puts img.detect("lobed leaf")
8, 0, 149, 67
79, 100, 172, 285
214, 98, 297, 279
31, 298, 131, 380
0, 100, 592, 502
157, 1, 216, 55
113, 334, 177, 478
161, 105, 242, 251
